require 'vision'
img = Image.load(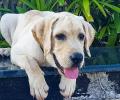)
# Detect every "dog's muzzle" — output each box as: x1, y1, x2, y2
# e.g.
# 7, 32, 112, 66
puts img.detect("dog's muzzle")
70, 52, 83, 68
52, 53, 79, 79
